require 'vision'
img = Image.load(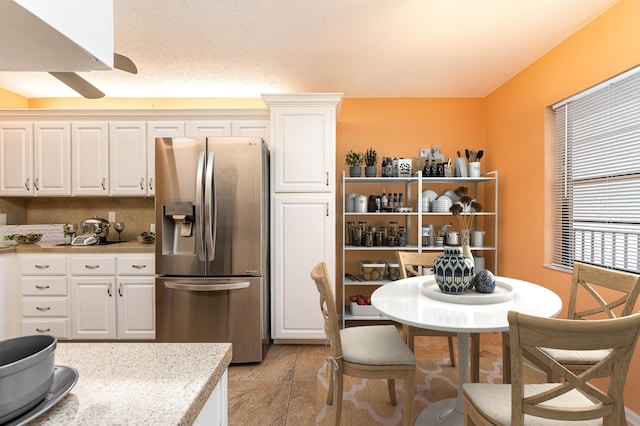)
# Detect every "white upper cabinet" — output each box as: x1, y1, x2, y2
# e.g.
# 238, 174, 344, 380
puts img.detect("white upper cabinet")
71, 122, 109, 196
147, 121, 186, 197
186, 120, 232, 137
0, 122, 33, 196
33, 122, 71, 196
263, 95, 341, 193
0, 122, 70, 196
232, 120, 270, 146
109, 122, 147, 196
